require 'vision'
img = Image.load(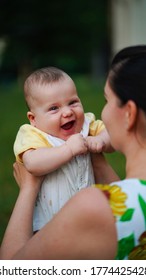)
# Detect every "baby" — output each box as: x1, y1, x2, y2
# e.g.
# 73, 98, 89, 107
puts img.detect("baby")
14, 67, 112, 231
